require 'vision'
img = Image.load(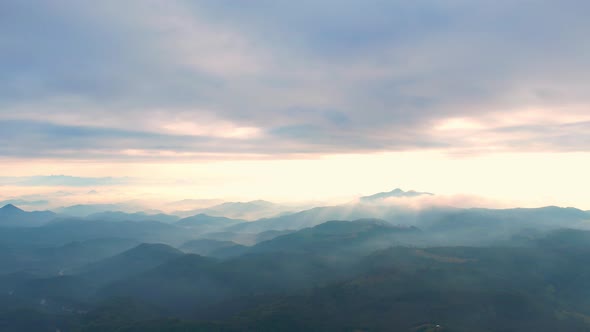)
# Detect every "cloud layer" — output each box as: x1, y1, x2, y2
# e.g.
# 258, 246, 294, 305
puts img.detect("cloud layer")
0, 175, 133, 187
2, 0, 590, 160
